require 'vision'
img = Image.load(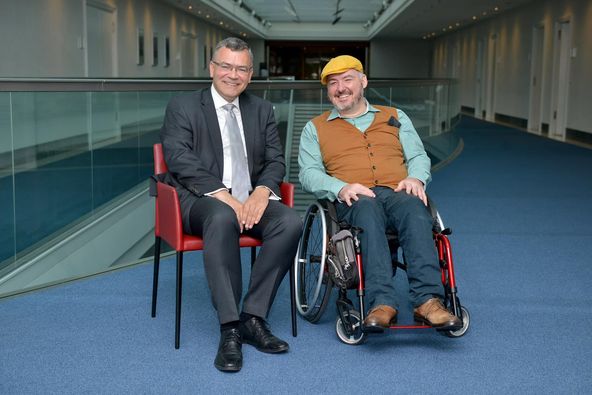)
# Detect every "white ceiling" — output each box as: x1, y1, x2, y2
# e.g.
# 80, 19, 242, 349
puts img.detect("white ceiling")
164, 0, 537, 40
